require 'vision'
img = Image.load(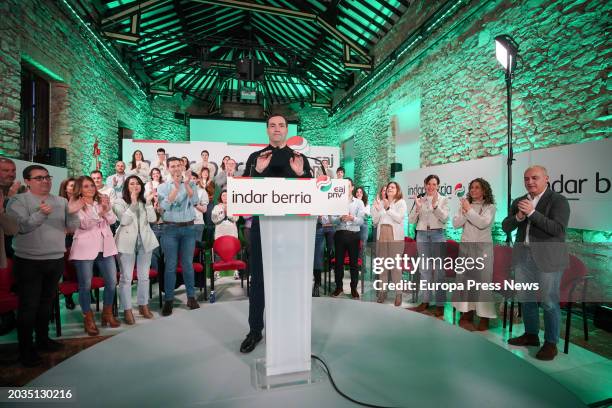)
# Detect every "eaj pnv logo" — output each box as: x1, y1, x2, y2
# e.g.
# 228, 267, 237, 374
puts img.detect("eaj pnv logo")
286, 136, 310, 154
454, 183, 466, 198
316, 176, 332, 192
